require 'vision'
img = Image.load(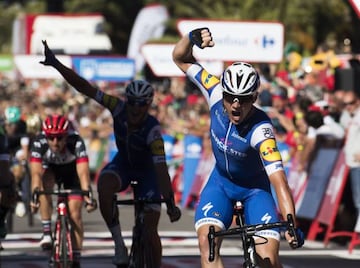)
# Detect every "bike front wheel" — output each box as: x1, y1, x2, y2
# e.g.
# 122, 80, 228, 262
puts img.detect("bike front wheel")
128, 226, 145, 268
52, 215, 73, 267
